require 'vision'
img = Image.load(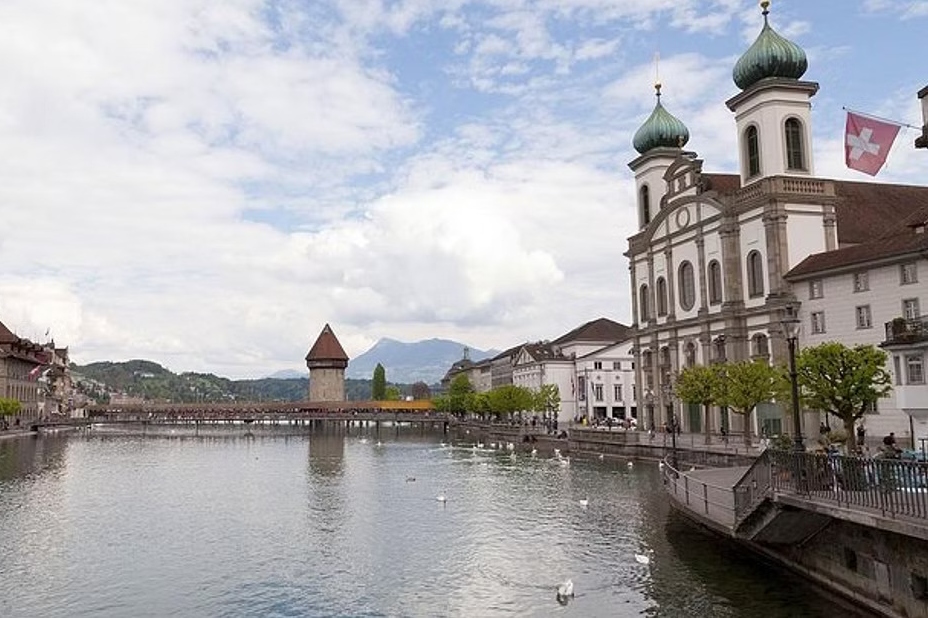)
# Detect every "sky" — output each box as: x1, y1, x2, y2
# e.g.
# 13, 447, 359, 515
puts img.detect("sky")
0, 0, 925, 379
